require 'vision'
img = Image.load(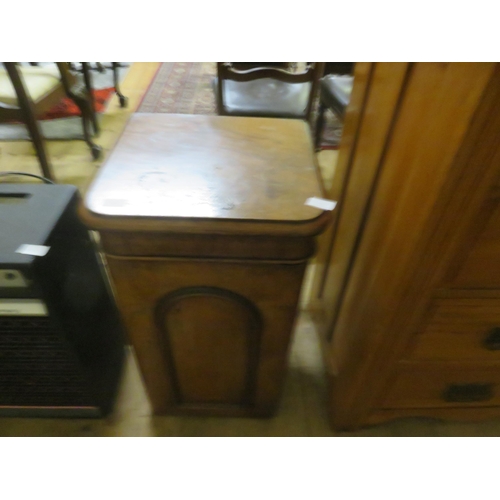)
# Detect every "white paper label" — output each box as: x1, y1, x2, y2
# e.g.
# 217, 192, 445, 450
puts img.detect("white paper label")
0, 299, 48, 316
305, 197, 337, 211
16, 244, 50, 257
